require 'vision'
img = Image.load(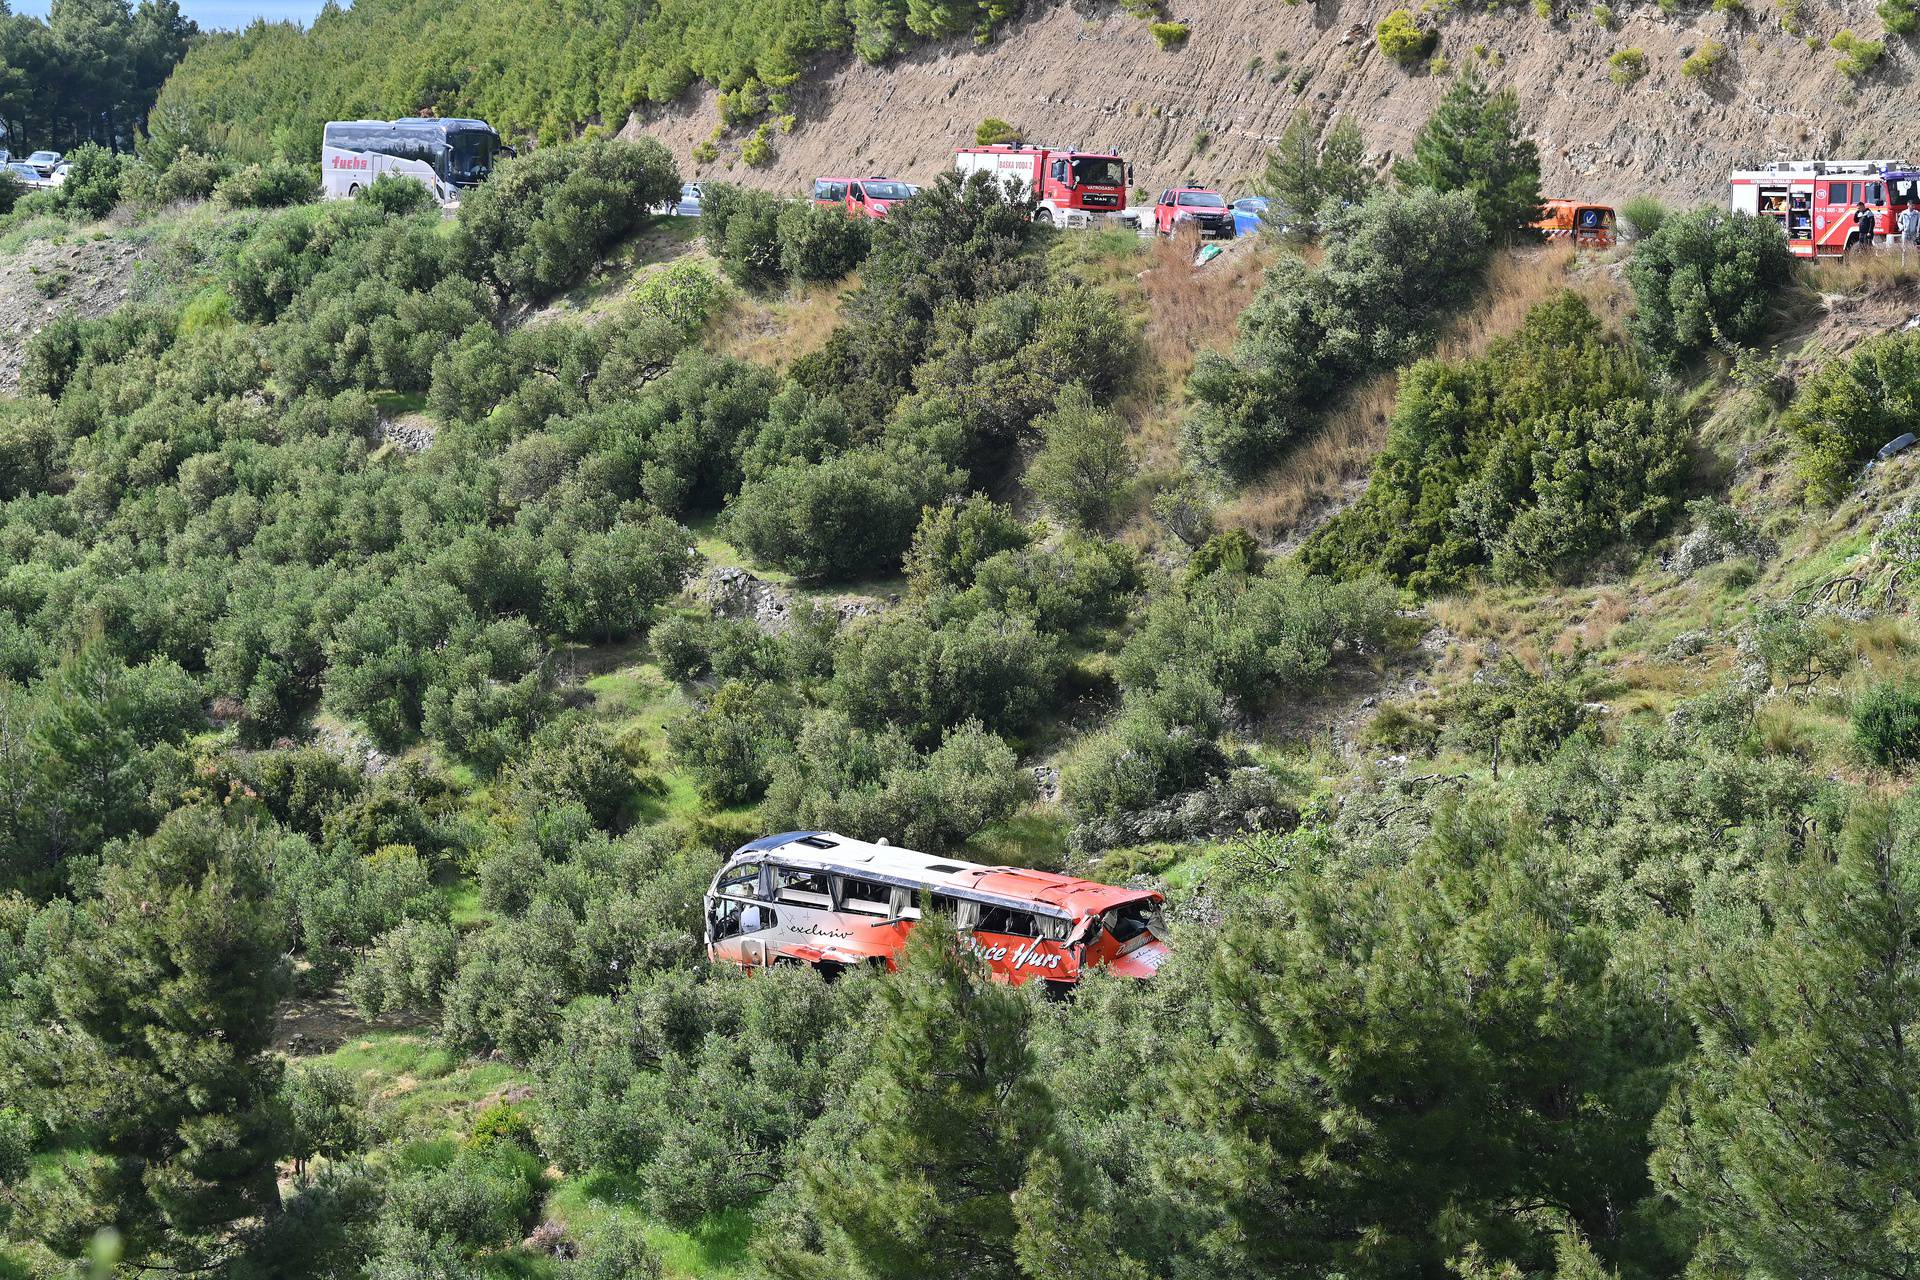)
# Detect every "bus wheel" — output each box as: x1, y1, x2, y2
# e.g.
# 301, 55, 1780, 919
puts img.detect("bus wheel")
347, 183, 360, 198
1042, 979, 1076, 1001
